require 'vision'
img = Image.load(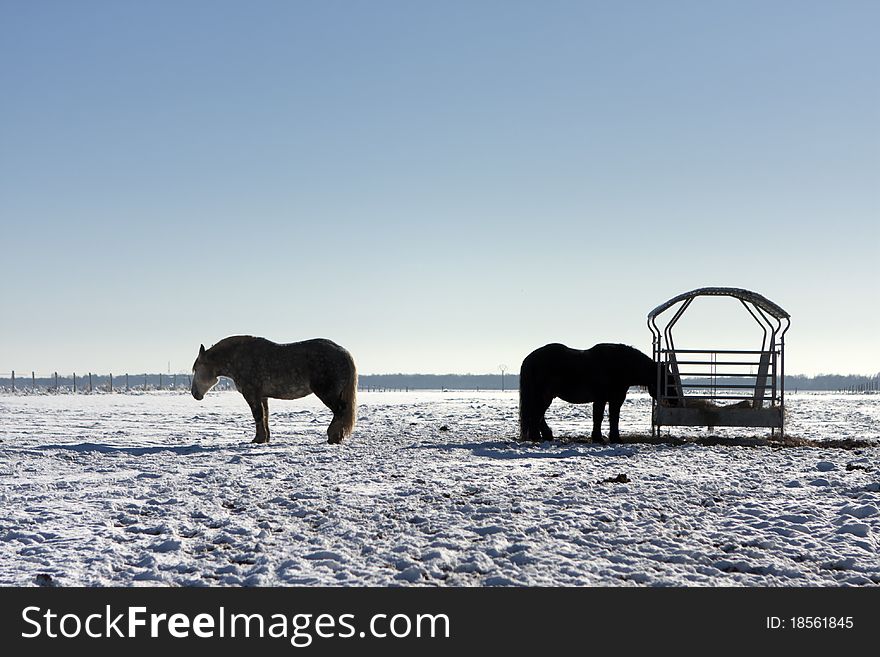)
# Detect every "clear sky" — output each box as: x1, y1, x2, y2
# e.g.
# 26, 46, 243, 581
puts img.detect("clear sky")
1, 1, 878, 377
